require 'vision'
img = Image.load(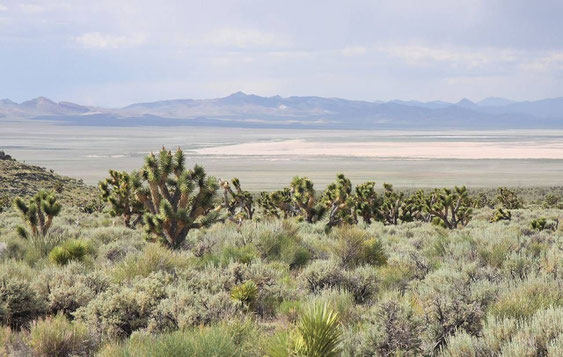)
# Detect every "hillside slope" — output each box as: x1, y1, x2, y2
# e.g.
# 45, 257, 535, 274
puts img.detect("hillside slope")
0, 151, 97, 209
